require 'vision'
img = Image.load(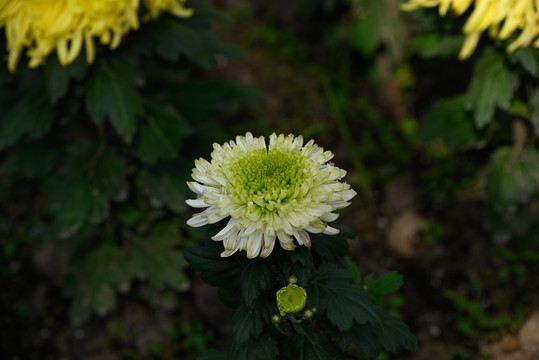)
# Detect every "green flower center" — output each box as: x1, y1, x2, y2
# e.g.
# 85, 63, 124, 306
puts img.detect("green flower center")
228, 148, 309, 210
